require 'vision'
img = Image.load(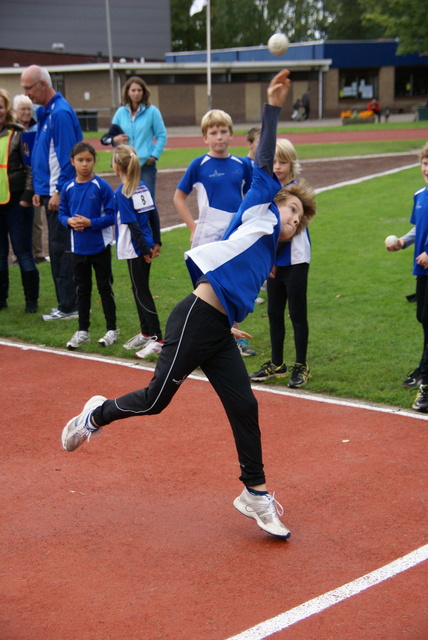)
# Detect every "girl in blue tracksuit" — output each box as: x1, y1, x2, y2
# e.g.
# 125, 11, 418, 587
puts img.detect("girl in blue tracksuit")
61, 71, 316, 540
113, 144, 163, 359
58, 142, 117, 350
